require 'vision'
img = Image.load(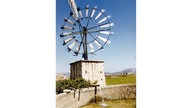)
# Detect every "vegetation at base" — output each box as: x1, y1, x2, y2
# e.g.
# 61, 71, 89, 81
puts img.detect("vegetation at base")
56, 74, 136, 94
106, 74, 136, 85
56, 78, 91, 94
